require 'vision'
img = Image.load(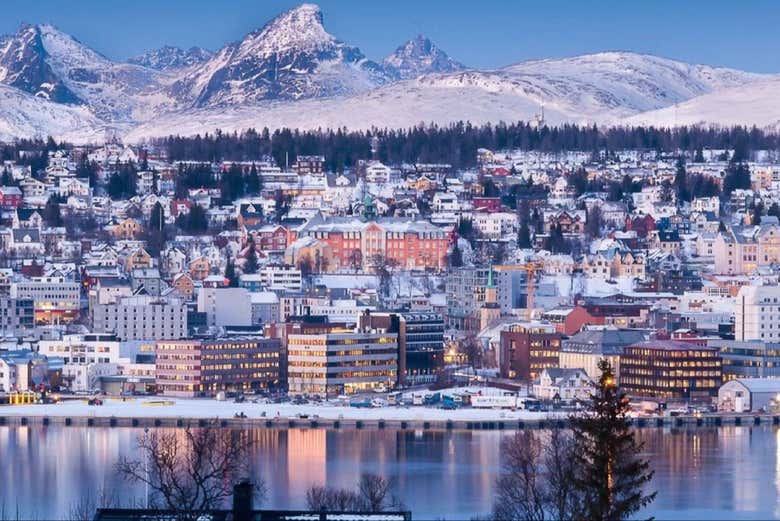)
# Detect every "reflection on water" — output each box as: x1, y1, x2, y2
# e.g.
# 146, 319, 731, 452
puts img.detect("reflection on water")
0, 425, 777, 520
